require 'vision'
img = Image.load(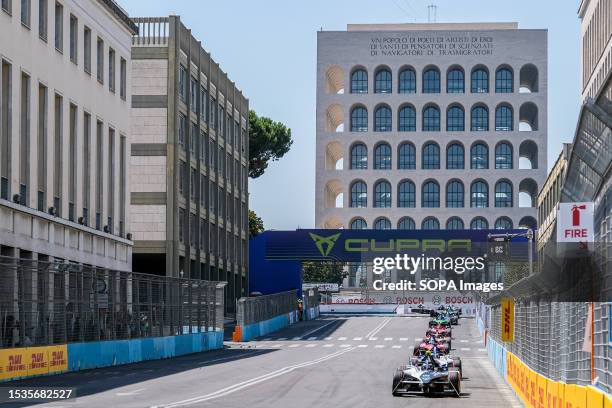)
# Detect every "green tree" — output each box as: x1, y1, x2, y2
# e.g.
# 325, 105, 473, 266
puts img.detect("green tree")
302, 261, 346, 285
249, 210, 264, 239
248, 110, 292, 178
